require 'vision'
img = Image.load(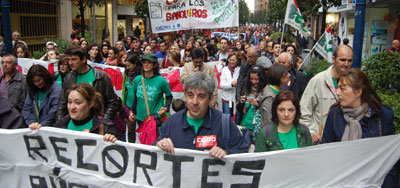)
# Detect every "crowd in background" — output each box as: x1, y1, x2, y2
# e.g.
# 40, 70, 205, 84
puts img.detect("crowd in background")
0, 25, 398, 187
